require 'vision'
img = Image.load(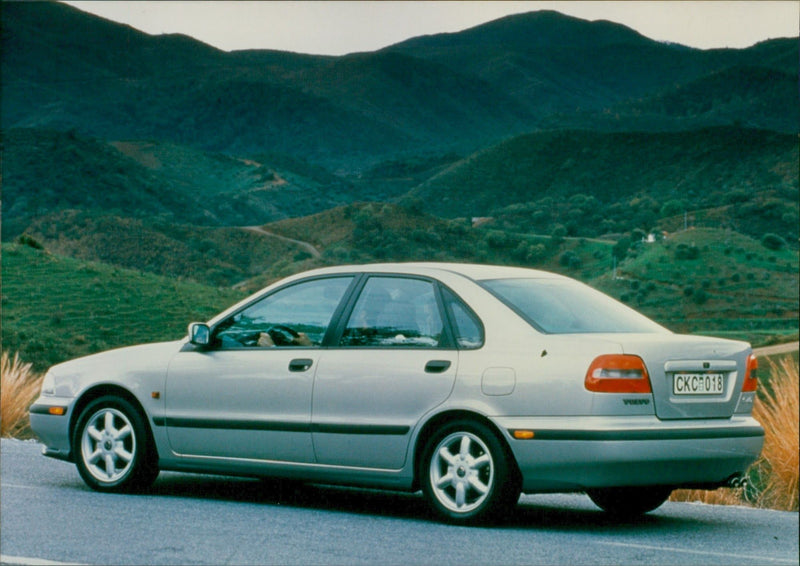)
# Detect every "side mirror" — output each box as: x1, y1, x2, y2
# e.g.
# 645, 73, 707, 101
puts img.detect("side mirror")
188, 323, 211, 347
